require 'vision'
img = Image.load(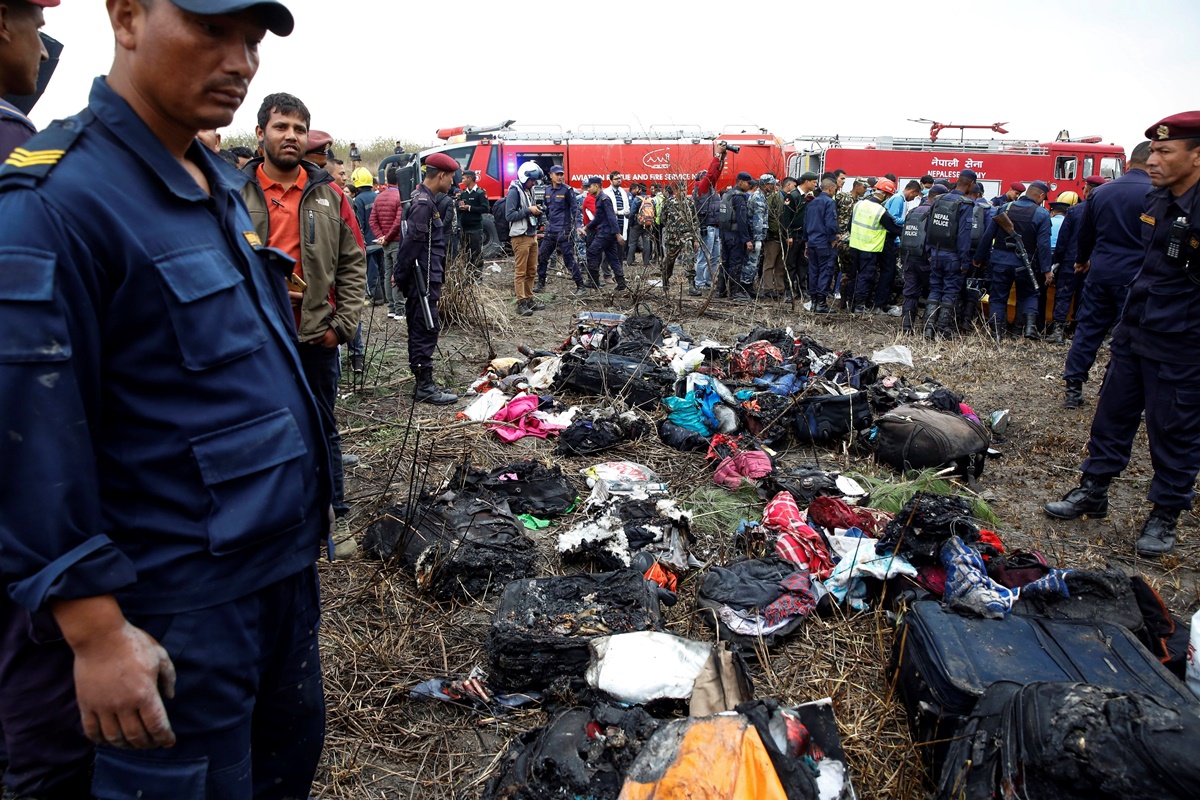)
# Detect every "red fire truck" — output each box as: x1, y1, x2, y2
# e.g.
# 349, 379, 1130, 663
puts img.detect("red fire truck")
788, 129, 1126, 202
381, 122, 787, 252
388, 121, 1126, 254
